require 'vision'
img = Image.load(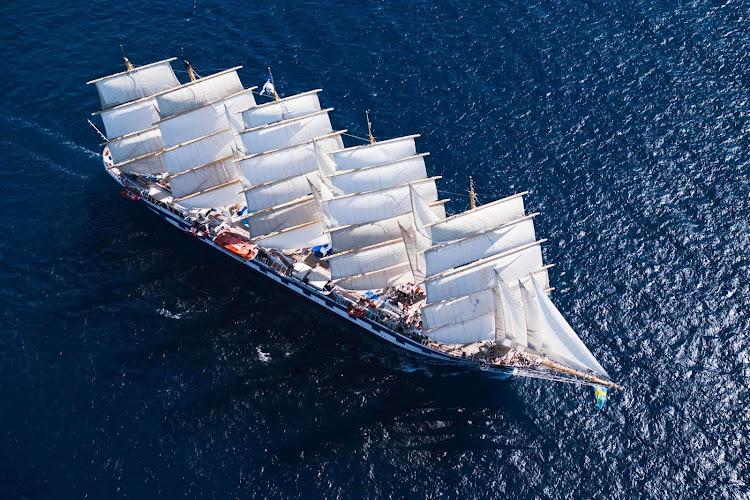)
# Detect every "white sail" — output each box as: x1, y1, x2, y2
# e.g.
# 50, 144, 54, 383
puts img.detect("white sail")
245, 196, 319, 237
328, 205, 444, 252
329, 212, 417, 252
115, 151, 167, 175
399, 223, 426, 282
421, 289, 495, 332
242, 171, 319, 212
174, 179, 244, 209
325, 239, 408, 281
529, 278, 609, 377
324, 178, 439, 228
88, 59, 179, 109
519, 281, 545, 353
329, 154, 429, 196
168, 157, 238, 200
251, 220, 329, 250
309, 179, 333, 225
495, 280, 528, 347
106, 127, 164, 164
330, 135, 418, 171
237, 132, 343, 185
239, 109, 334, 156
410, 183, 441, 232
162, 129, 237, 176
158, 89, 256, 148
427, 192, 527, 244
424, 312, 495, 345
156, 68, 244, 118
314, 138, 337, 181
98, 97, 161, 140
241, 90, 322, 129
332, 262, 413, 291
423, 216, 538, 276
423, 242, 546, 304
